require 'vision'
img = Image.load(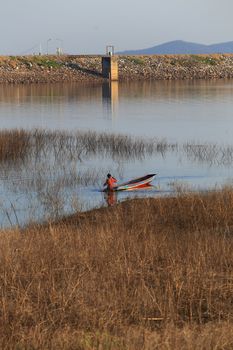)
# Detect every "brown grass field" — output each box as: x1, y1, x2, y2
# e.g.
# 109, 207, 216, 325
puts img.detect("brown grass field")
1, 189, 233, 349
